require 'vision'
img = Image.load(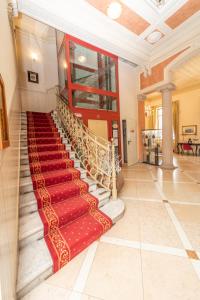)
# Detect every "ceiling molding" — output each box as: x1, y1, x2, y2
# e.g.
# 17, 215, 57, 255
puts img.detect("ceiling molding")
17, 0, 150, 65
16, 0, 200, 67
